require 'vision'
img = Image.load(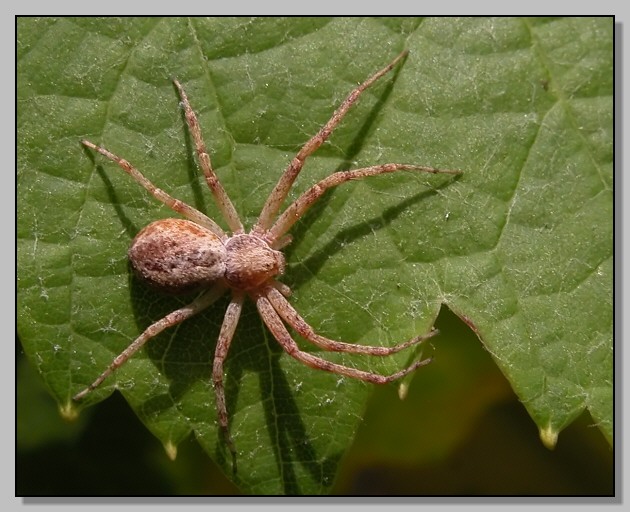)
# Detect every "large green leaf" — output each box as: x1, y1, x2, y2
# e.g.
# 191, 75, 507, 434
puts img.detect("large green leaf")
17, 17, 612, 494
